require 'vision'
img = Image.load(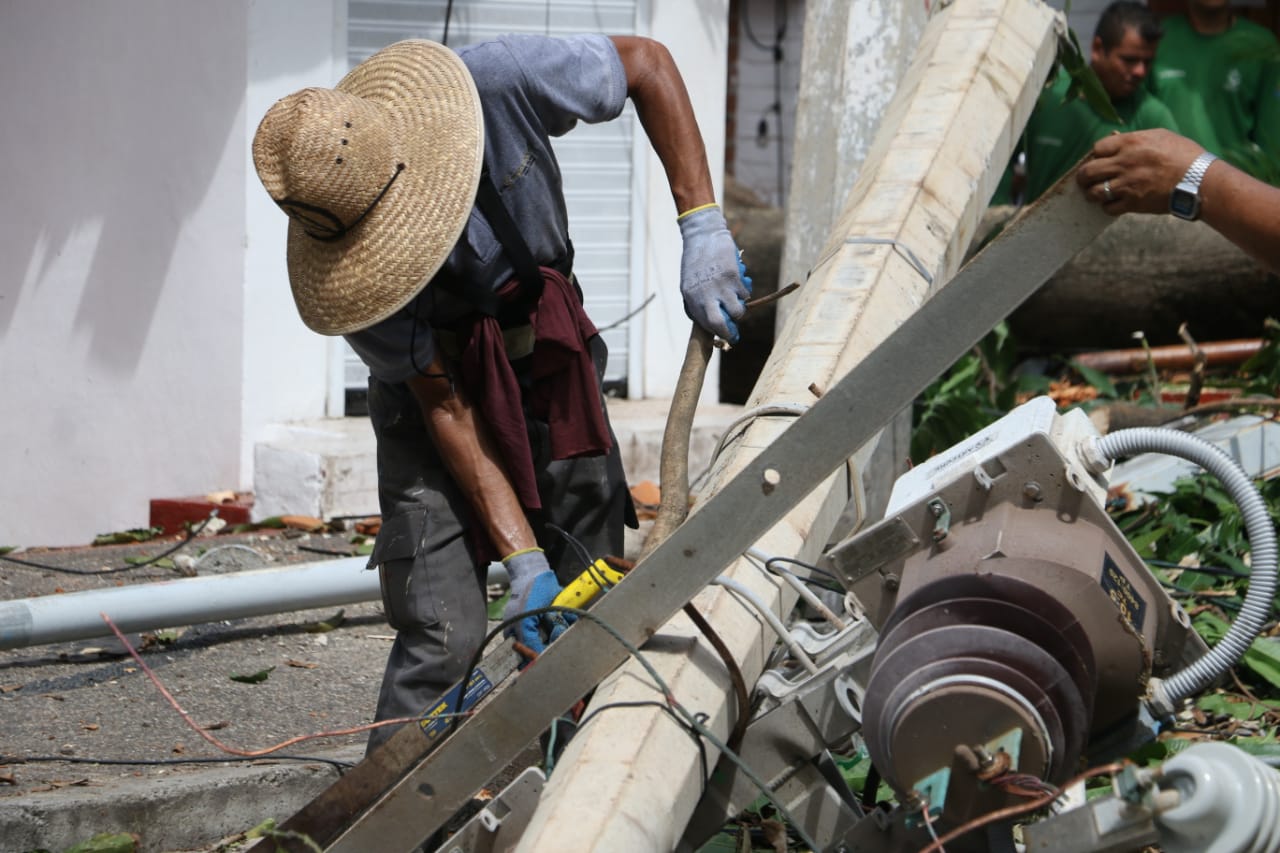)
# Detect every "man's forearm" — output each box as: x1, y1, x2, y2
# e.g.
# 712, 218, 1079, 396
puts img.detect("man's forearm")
611, 35, 716, 213
407, 373, 536, 559
1199, 162, 1280, 272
